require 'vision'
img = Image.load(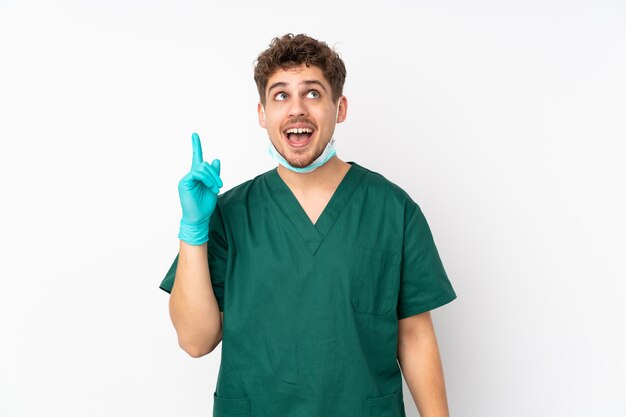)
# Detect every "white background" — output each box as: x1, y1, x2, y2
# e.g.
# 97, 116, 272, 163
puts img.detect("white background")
1, 1, 624, 416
